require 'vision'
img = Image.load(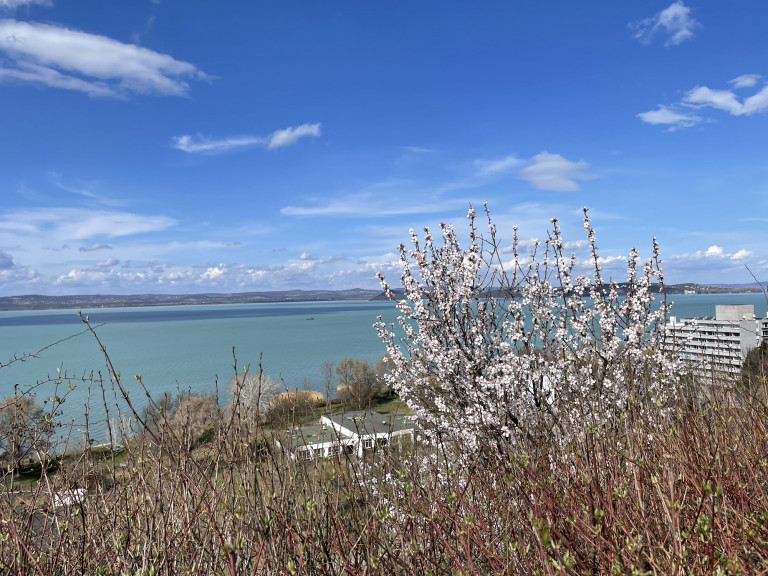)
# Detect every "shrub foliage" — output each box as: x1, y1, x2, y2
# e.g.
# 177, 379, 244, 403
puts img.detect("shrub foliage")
1, 208, 767, 575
